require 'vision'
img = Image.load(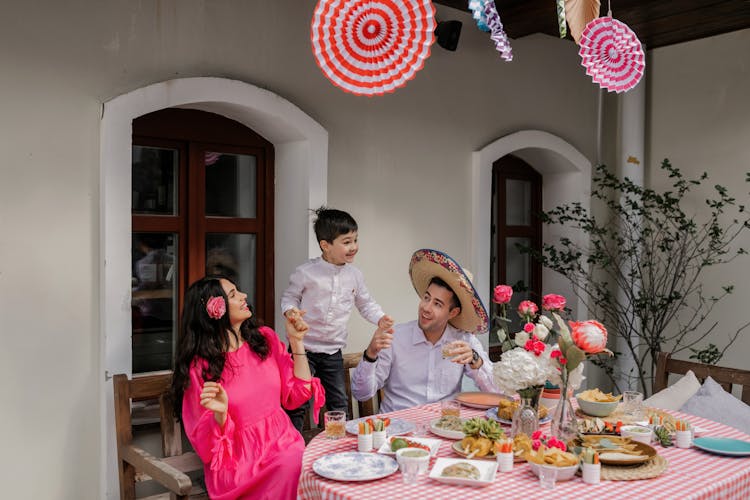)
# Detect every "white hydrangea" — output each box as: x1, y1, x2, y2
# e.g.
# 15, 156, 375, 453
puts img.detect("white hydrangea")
514, 331, 530, 347
492, 347, 556, 395
533, 323, 550, 341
